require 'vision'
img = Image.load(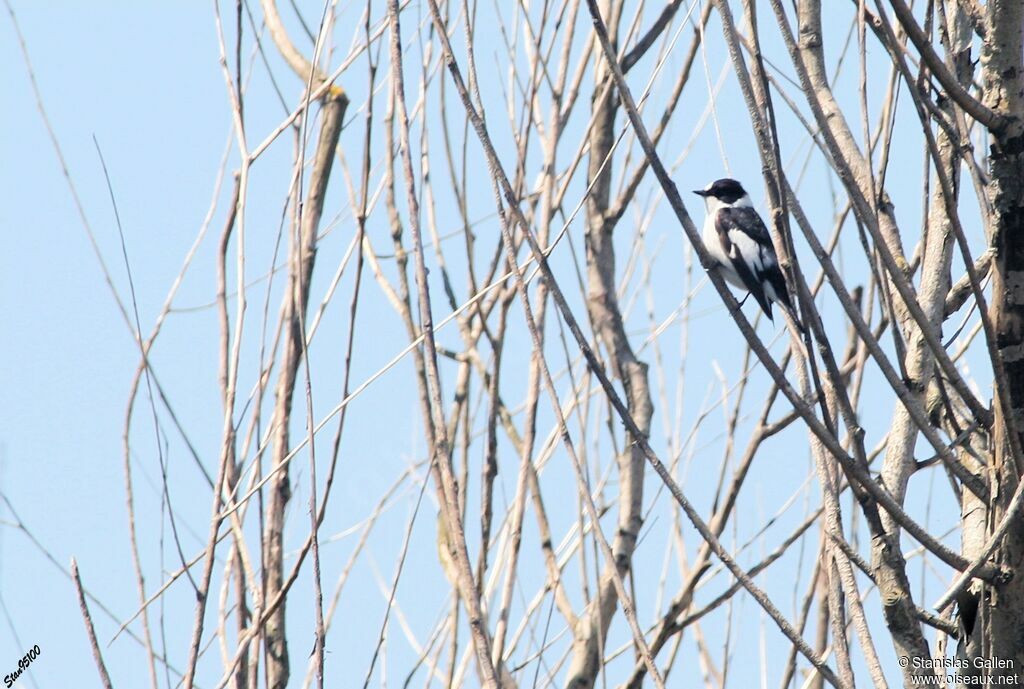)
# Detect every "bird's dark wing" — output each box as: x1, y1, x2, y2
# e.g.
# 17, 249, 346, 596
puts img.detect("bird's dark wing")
712, 205, 790, 321
716, 206, 773, 245
714, 207, 775, 318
